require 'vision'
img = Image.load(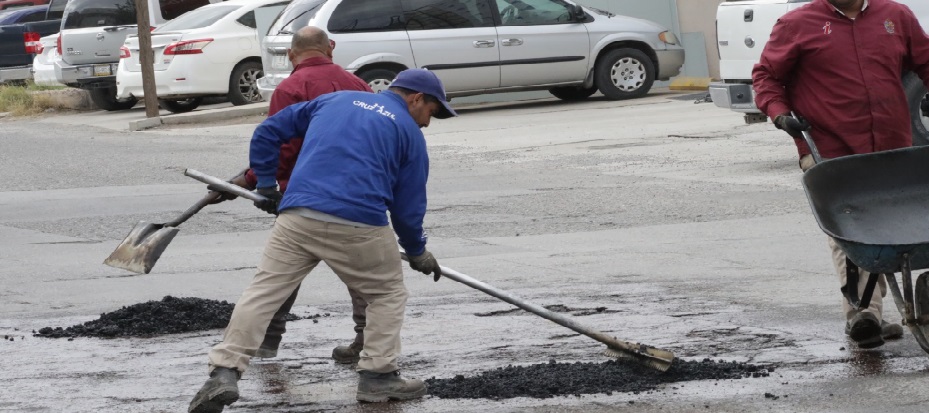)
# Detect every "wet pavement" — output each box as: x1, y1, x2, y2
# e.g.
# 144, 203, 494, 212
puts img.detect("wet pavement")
3, 92, 929, 412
